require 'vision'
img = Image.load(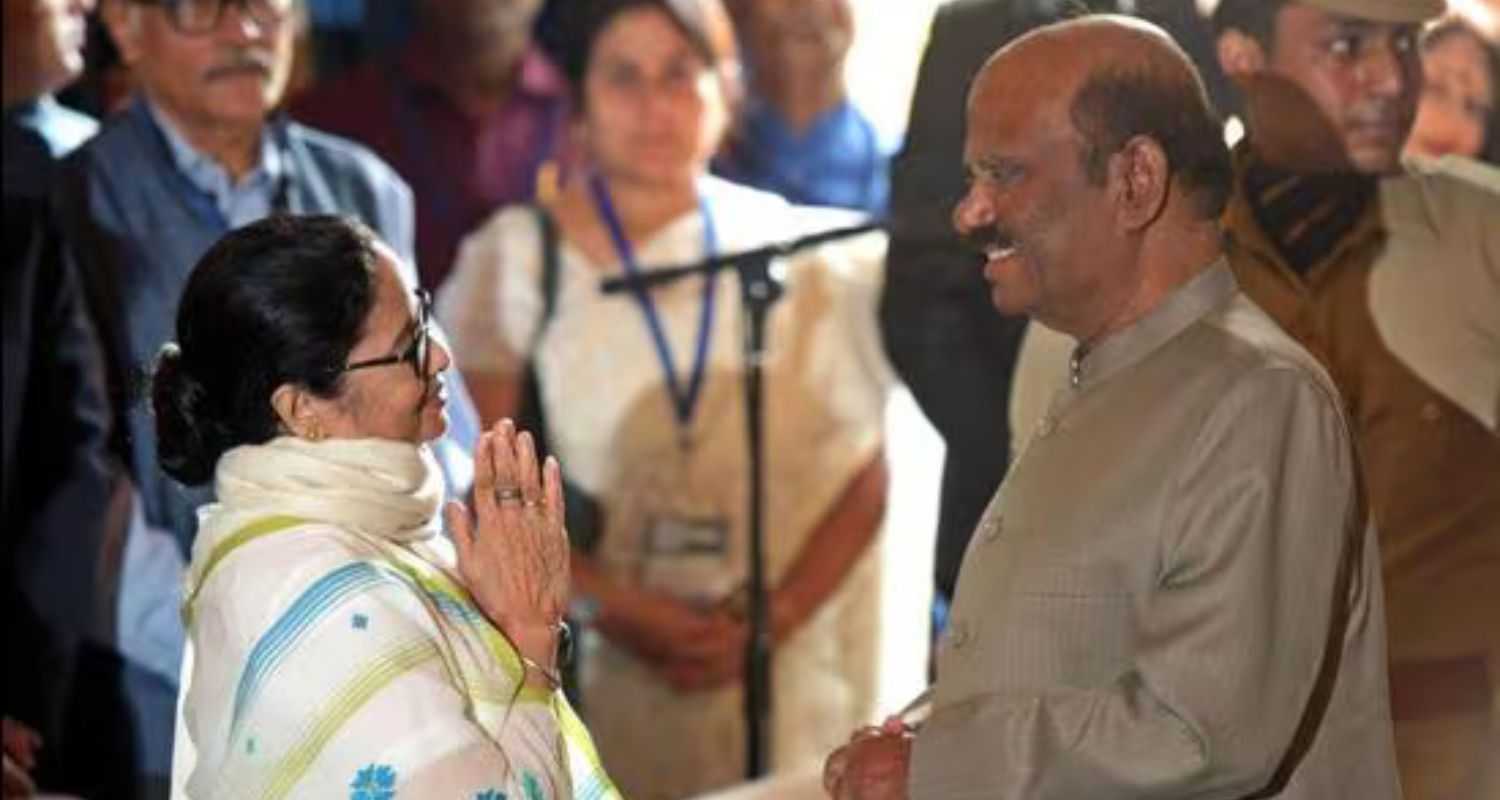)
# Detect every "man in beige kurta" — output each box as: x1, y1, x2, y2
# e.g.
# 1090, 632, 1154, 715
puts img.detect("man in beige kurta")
1012, 3, 1500, 795
825, 17, 1399, 799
